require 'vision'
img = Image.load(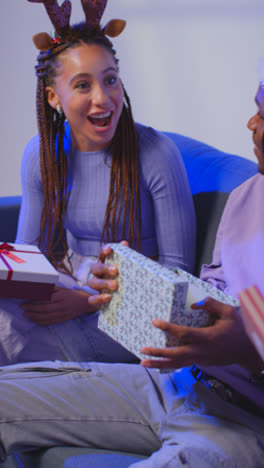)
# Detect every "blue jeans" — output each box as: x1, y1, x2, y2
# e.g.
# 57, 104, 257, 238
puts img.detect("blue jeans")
0, 362, 263, 467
